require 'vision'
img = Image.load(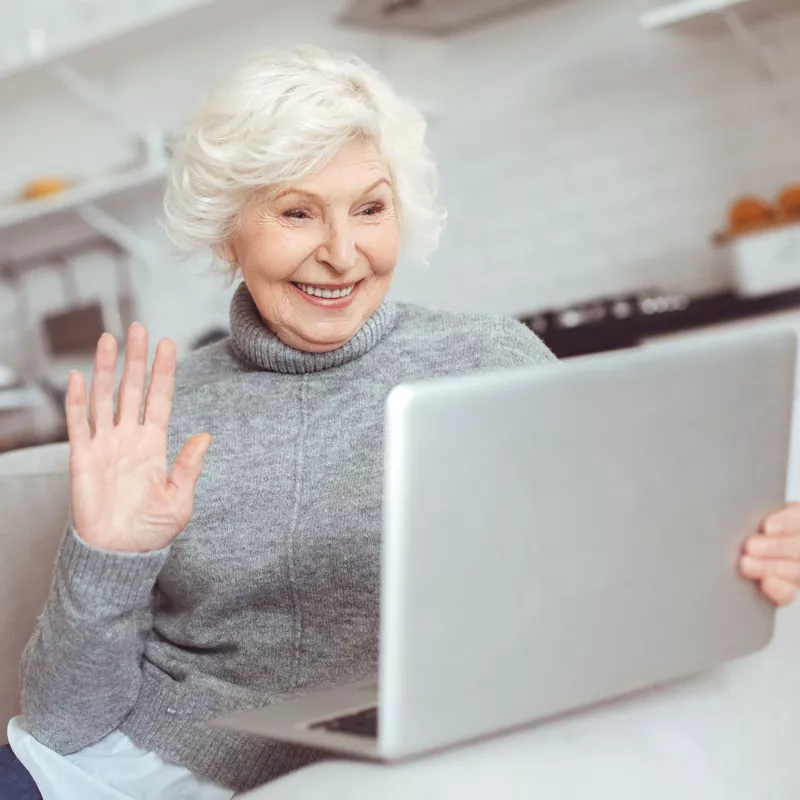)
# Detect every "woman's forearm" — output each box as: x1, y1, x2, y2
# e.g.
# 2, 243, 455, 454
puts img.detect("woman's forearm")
19, 526, 169, 754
